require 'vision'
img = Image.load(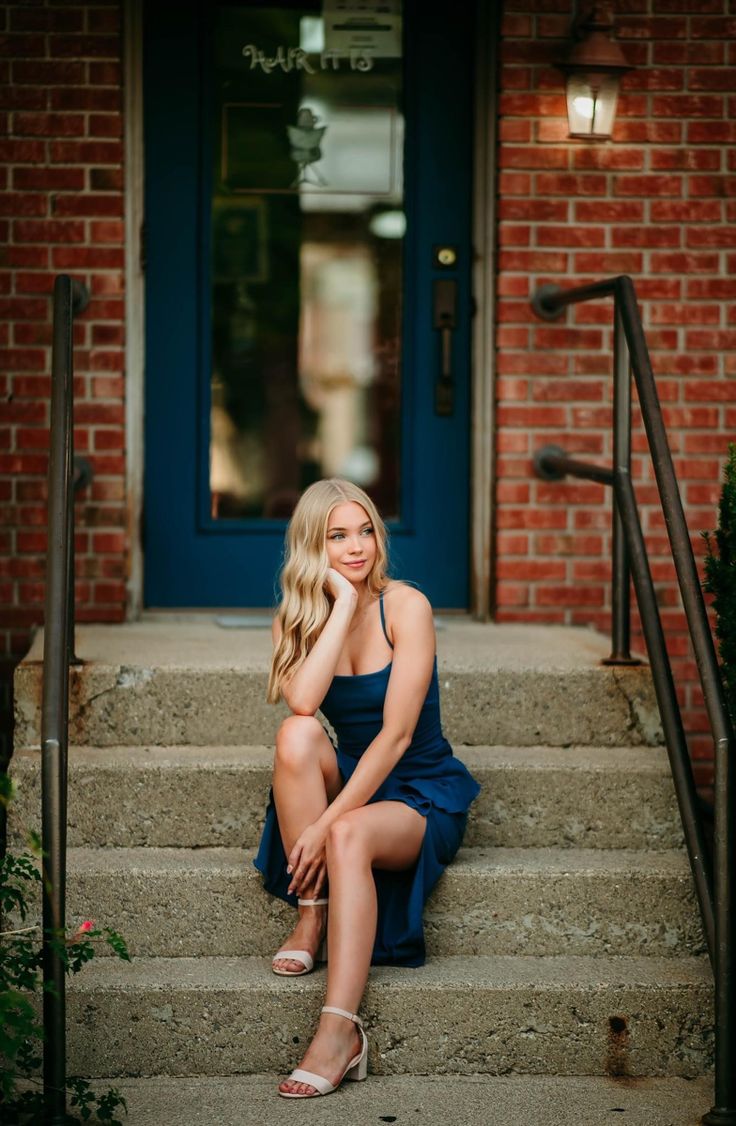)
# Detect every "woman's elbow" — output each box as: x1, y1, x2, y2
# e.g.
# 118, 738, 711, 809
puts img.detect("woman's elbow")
385, 728, 413, 756
278, 679, 317, 716
284, 695, 318, 717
